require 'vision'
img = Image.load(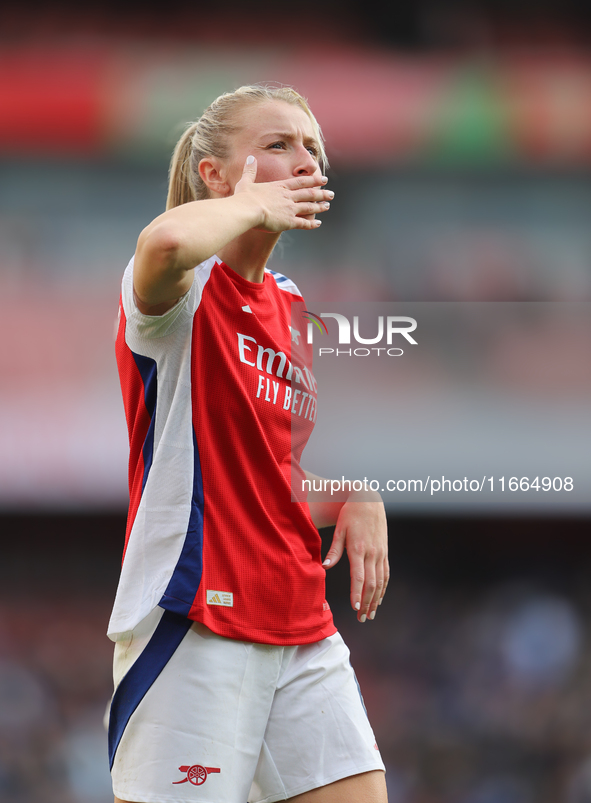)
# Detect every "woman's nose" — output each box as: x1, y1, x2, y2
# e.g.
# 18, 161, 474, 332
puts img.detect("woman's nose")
293, 146, 318, 176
